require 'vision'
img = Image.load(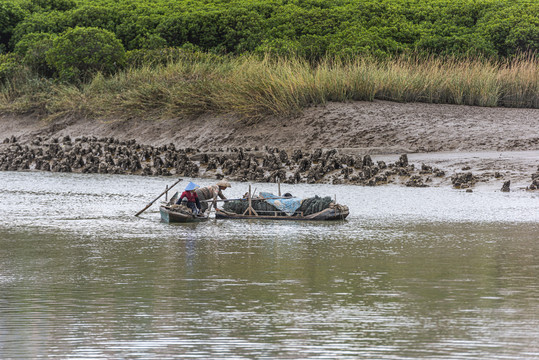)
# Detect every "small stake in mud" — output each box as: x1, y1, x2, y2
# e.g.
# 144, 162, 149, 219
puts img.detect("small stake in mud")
242, 184, 258, 216
135, 178, 183, 217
